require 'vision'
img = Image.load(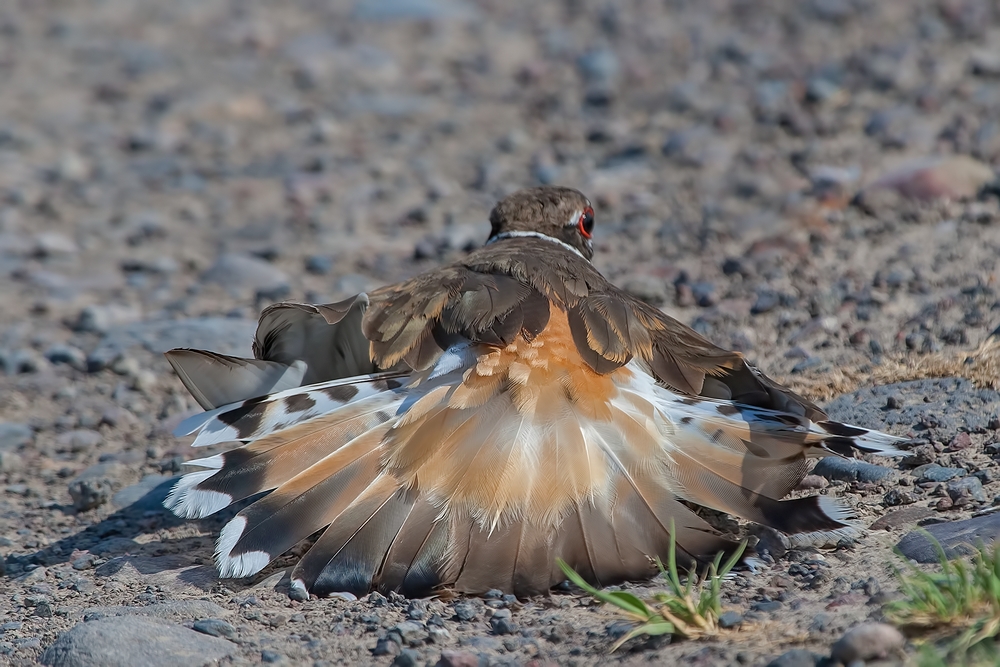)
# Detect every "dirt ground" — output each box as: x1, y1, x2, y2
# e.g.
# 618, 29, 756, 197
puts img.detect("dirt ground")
2, 0, 1000, 665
